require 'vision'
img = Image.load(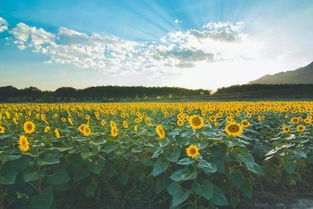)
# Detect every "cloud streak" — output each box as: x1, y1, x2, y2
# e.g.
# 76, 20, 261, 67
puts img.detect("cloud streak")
3, 17, 261, 76
0, 17, 8, 33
